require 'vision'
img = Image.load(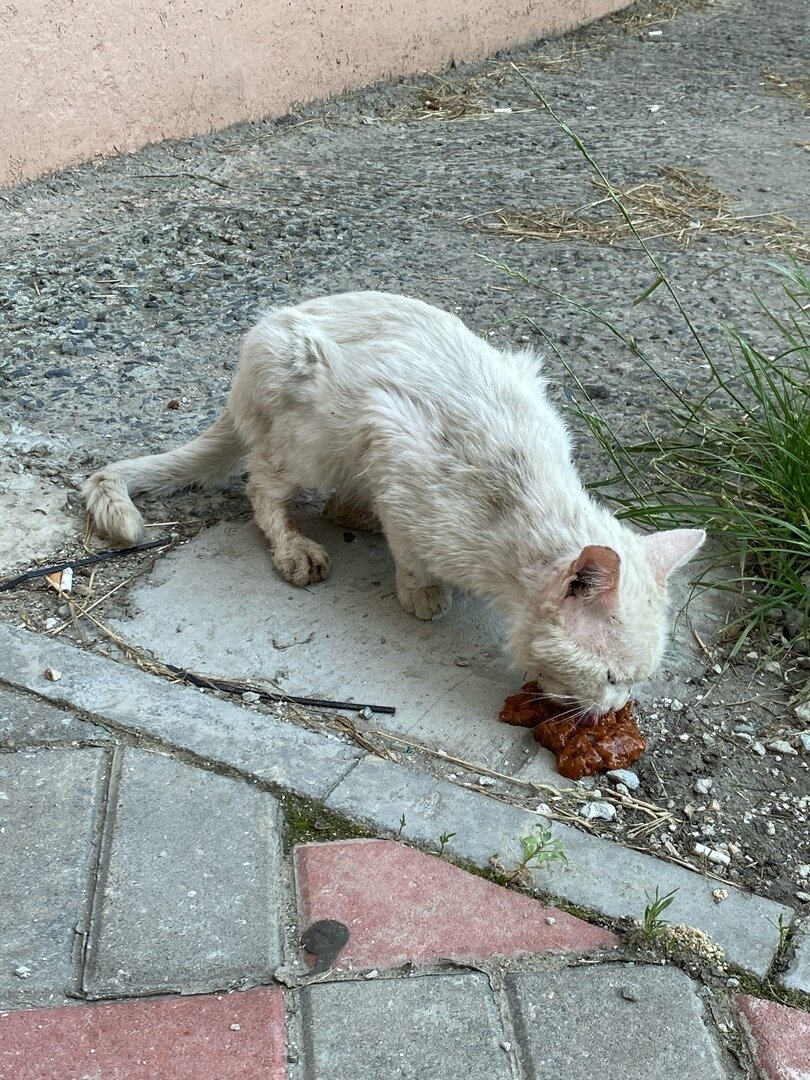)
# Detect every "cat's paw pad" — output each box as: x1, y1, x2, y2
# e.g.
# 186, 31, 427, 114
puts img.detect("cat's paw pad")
273, 537, 331, 586
398, 584, 451, 620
